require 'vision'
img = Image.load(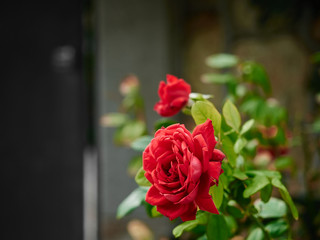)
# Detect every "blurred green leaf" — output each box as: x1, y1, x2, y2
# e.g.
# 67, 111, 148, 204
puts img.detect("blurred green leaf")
240, 119, 255, 135
192, 101, 221, 136
223, 100, 241, 132
131, 135, 153, 152
243, 175, 270, 198
210, 179, 224, 210
254, 197, 287, 218
233, 169, 248, 180
205, 53, 239, 68
135, 167, 151, 187
150, 205, 162, 217
127, 155, 142, 177
260, 184, 273, 203
189, 92, 214, 100
271, 178, 299, 220
207, 214, 229, 240
227, 201, 244, 219
197, 235, 207, 240
101, 113, 128, 127
247, 228, 264, 240
230, 180, 251, 207
201, 73, 237, 84
242, 61, 271, 94
234, 137, 247, 154
246, 170, 281, 179
311, 52, 320, 64
221, 136, 237, 167
114, 120, 146, 145
224, 215, 238, 236
312, 118, 320, 133
172, 212, 208, 238
117, 187, 149, 219
154, 118, 178, 131
265, 219, 288, 238
275, 156, 293, 170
